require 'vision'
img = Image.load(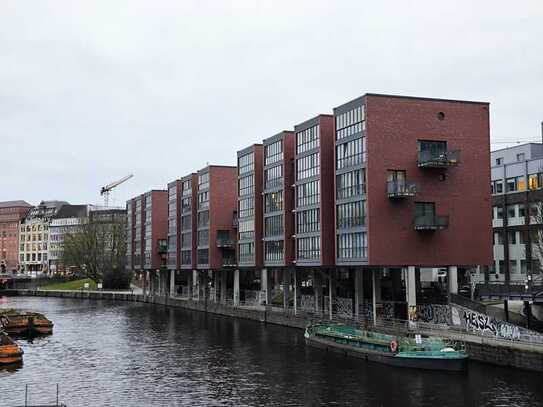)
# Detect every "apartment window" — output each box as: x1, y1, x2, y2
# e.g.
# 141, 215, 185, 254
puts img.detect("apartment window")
519, 231, 527, 245
495, 181, 503, 194
239, 197, 254, 218
239, 242, 255, 263
521, 259, 527, 274
418, 140, 447, 161
507, 205, 516, 219
182, 179, 192, 195
198, 191, 209, 209
496, 206, 503, 219
296, 152, 320, 180
197, 211, 209, 228
296, 125, 320, 154
297, 236, 320, 260
494, 232, 504, 245
506, 178, 516, 192
496, 157, 503, 166
197, 230, 209, 246
519, 203, 526, 218
336, 138, 363, 170
239, 175, 254, 196
297, 208, 320, 234
498, 260, 505, 274
510, 260, 518, 274
517, 153, 525, 162
181, 197, 191, 212
181, 233, 192, 248
181, 215, 191, 230
337, 232, 367, 259
239, 219, 255, 240
337, 169, 366, 199
198, 249, 209, 264
517, 176, 526, 191
265, 240, 284, 262
530, 202, 541, 218
508, 231, 517, 245
296, 181, 320, 207
181, 250, 191, 265
337, 201, 366, 229
239, 152, 254, 175
529, 174, 540, 190
264, 191, 283, 213
198, 172, 209, 191
336, 106, 364, 140
265, 140, 283, 166
264, 165, 283, 189
265, 215, 283, 237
